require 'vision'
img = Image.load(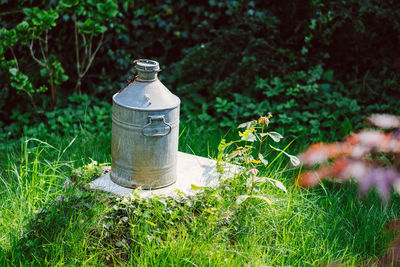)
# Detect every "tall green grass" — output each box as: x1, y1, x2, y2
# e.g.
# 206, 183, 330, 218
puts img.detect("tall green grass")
0, 139, 70, 250
0, 125, 398, 265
